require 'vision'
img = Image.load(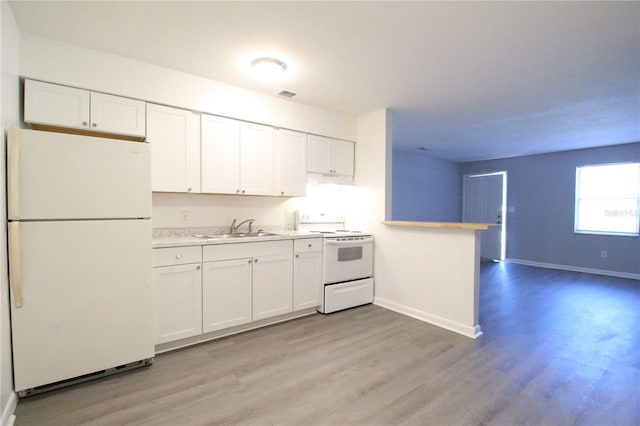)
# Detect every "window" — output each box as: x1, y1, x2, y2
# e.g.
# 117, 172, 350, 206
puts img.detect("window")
575, 163, 640, 236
